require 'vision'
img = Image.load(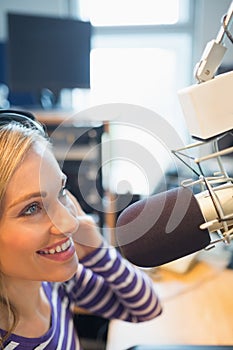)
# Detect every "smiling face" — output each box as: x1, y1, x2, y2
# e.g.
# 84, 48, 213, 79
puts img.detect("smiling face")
0, 141, 79, 284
